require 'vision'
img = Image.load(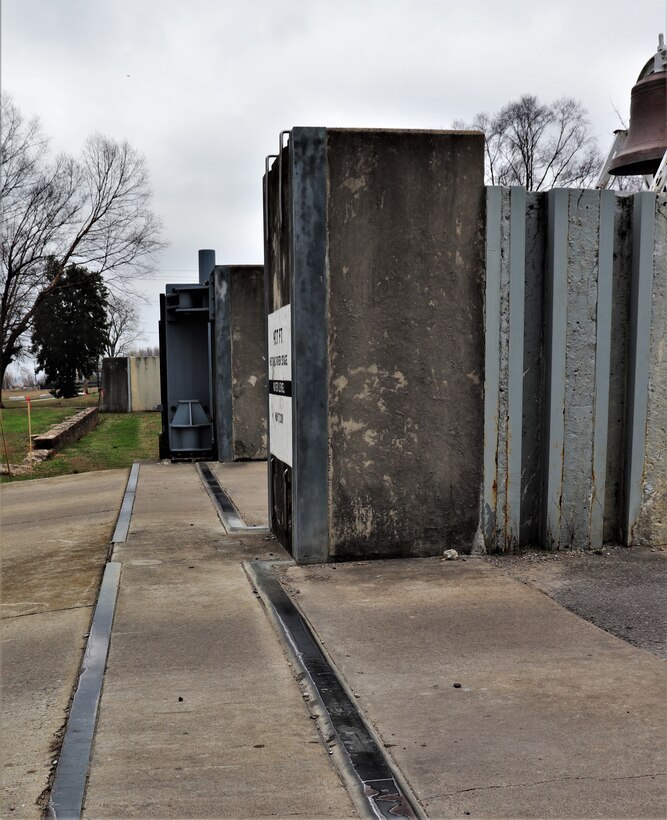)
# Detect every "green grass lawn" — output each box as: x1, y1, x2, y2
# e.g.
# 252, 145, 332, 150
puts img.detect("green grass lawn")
0, 392, 99, 464
0, 411, 161, 481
